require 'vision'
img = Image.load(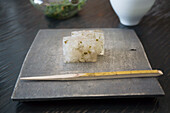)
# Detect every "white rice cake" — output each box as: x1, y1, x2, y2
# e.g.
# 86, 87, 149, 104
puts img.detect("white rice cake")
71, 30, 104, 55
63, 36, 98, 63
